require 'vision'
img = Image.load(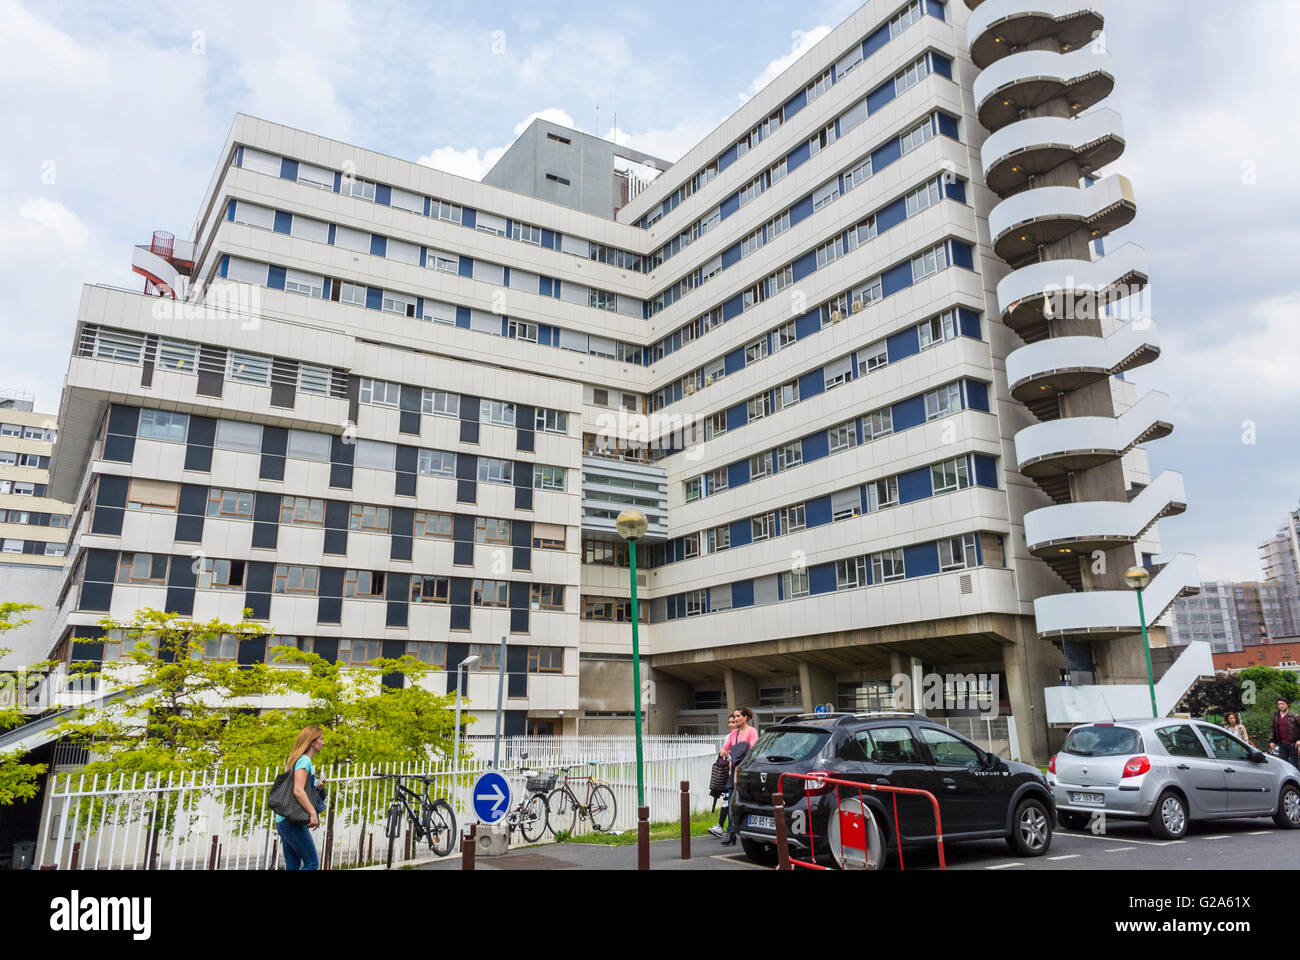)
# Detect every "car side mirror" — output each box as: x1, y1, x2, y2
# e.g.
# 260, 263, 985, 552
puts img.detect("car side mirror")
984, 751, 1002, 770
1250, 749, 1268, 763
